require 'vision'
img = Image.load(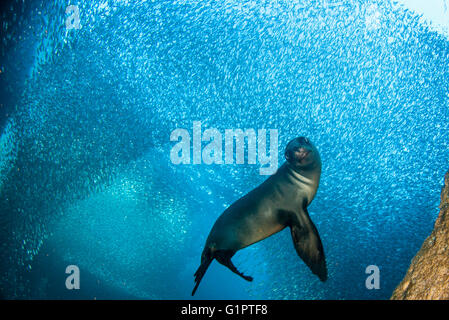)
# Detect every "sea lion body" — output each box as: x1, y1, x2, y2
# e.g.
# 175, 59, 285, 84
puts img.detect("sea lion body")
192, 137, 326, 295
208, 163, 319, 251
